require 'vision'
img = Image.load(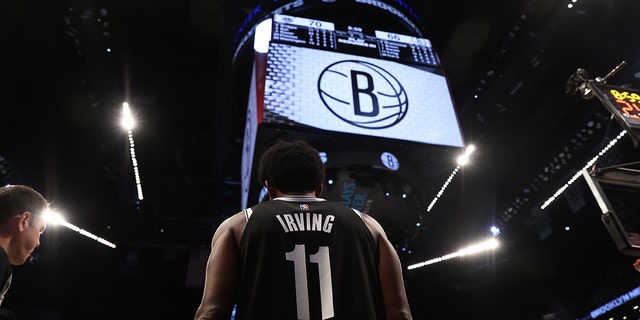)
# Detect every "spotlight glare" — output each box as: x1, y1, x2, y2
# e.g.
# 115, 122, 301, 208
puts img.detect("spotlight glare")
121, 102, 135, 130
407, 238, 499, 270
121, 102, 144, 201
43, 209, 66, 226
490, 226, 501, 236
42, 209, 116, 248
457, 155, 469, 166
456, 144, 476, 166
